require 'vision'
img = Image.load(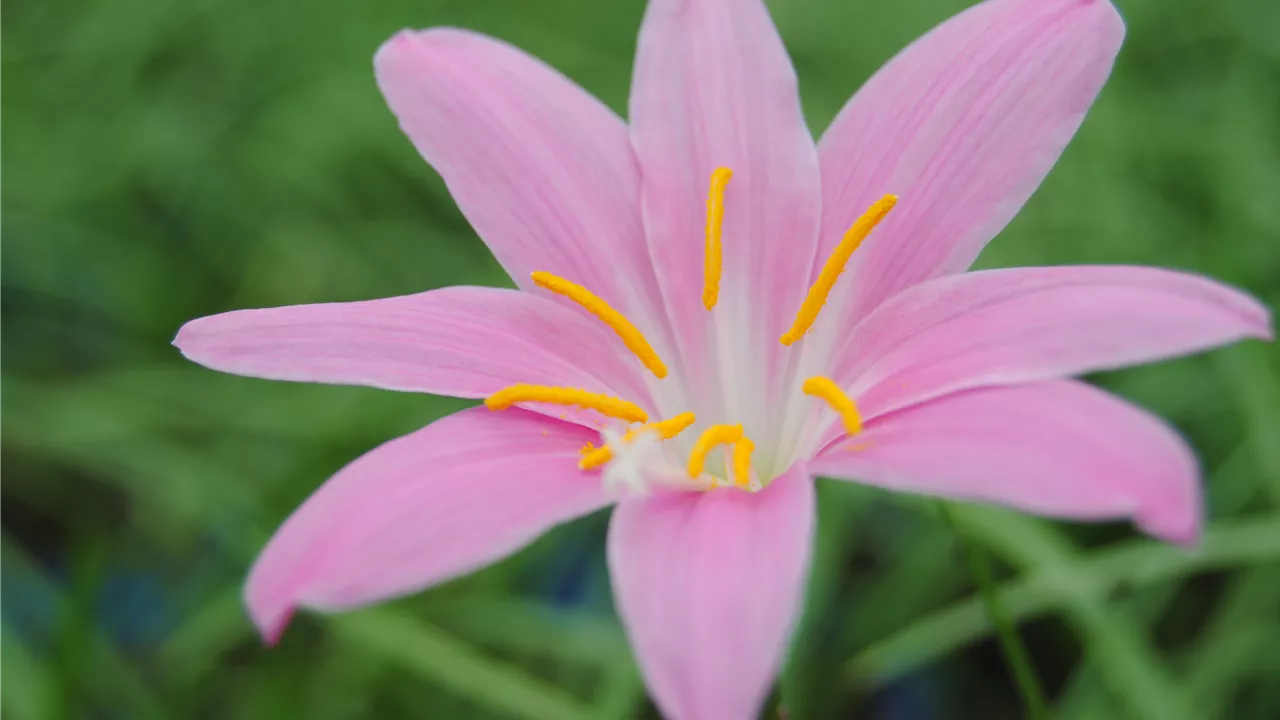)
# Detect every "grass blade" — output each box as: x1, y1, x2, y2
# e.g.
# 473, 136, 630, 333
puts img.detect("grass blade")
330, 609, 594, 720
